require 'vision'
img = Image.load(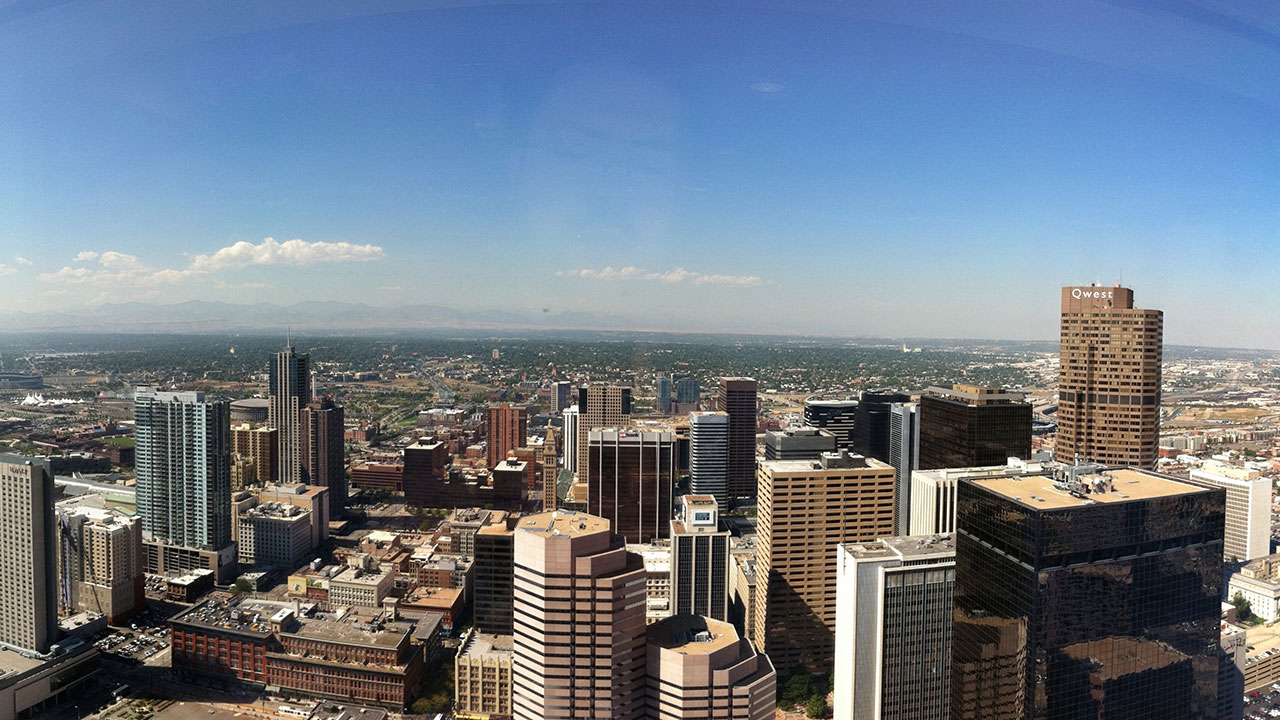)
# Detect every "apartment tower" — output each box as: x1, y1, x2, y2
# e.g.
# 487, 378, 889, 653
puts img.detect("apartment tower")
717, 377, 758, 500
512, 510, 646, 720
269, 344, 312, 485
134, 388, 232, 552
1056, 285, 1163, 468
58, 505, 145, 624
754, 451, 897, 673
0, 454, 57, 653
231, 424, 278, 488
688, 411, 729, 505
